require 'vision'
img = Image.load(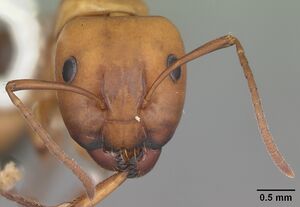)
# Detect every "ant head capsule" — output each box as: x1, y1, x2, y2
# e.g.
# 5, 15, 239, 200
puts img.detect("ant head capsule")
55, 16, 186, 177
